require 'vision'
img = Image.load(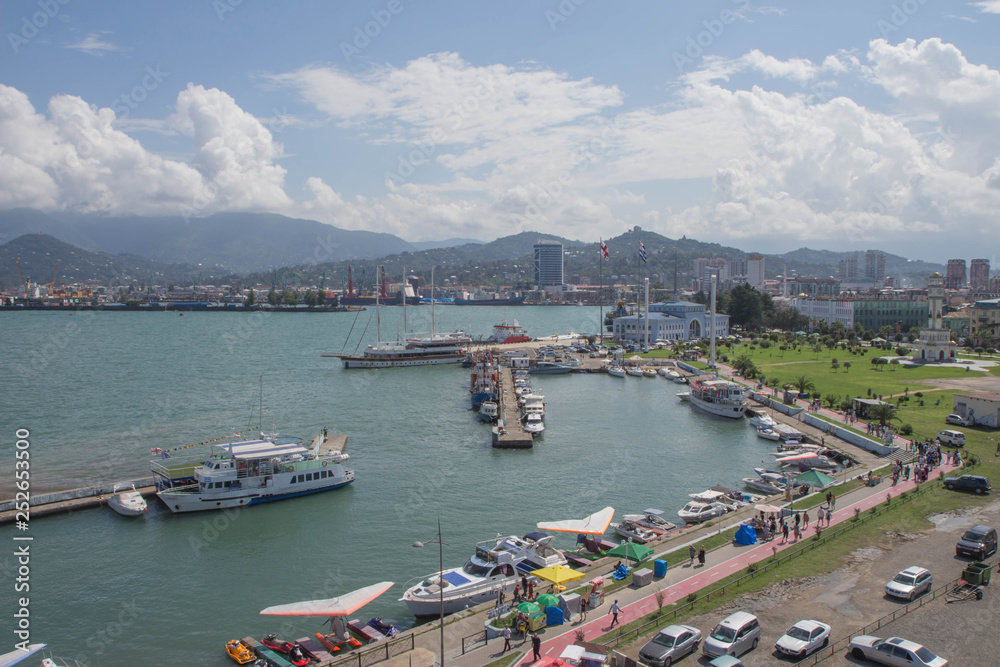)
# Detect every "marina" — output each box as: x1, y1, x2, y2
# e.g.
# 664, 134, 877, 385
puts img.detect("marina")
0, 306, 897, 666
